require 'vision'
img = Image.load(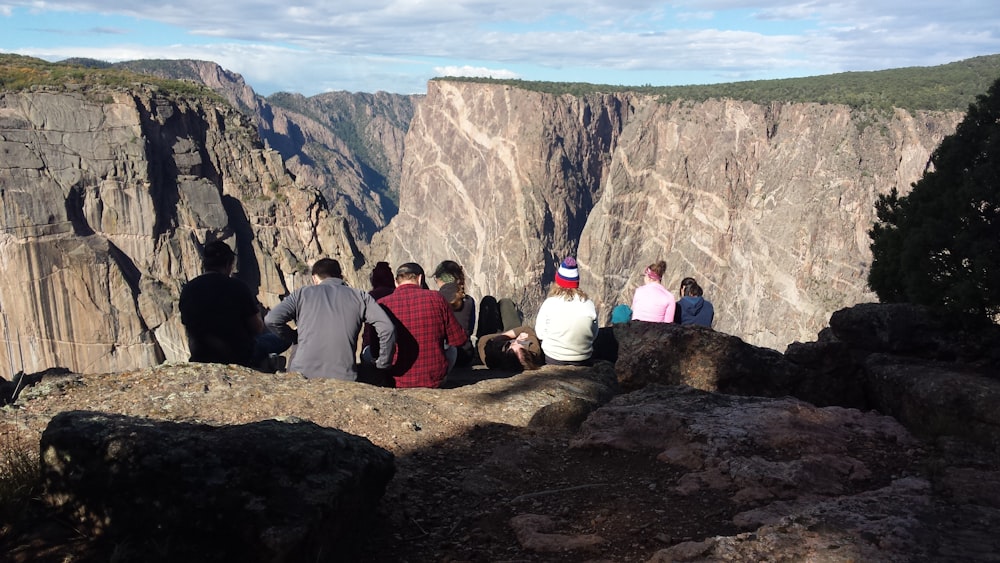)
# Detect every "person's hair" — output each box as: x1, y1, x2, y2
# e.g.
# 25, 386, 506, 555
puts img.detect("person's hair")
433, 260, 467, 310
370, 261, 394, 289
647, 260, 667, 281
395, 262, 425, 284
516, 348, 544, 371
548, 285, 589, 302
202, 241, 236, 272
679, 277, 698, 297
686, 282, 704, 297
311, 258, 342, 280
